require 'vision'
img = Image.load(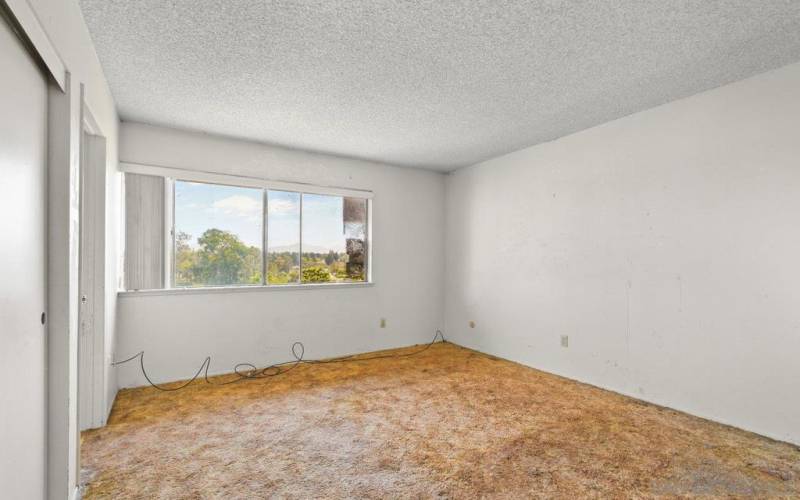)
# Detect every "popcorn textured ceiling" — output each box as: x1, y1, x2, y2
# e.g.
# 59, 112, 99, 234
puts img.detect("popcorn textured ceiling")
79, 1, 800, 171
